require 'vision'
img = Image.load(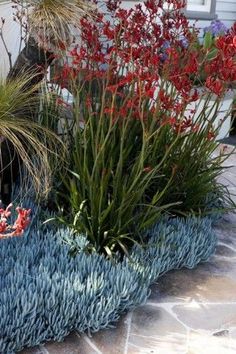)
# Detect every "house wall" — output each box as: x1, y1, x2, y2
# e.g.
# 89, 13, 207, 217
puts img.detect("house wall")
0, 1, 21, 78
215, 0, 236, 28
187, 0, 236, 33
121, 0, 235, 27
